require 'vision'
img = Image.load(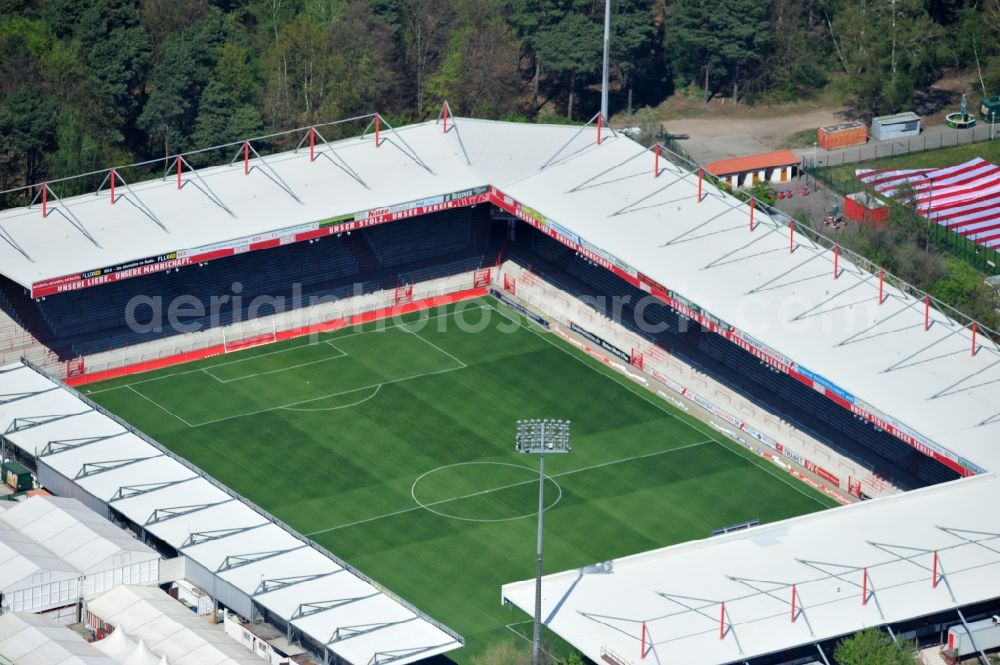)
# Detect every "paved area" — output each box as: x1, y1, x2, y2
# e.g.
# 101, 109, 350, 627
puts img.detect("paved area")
663, 109, 841, 164
664, 105, 998, 169
801, 121, 998, 169
771, 177, 844, 228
